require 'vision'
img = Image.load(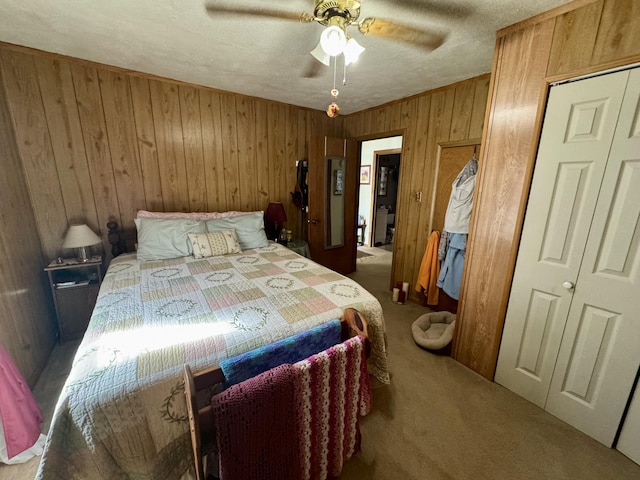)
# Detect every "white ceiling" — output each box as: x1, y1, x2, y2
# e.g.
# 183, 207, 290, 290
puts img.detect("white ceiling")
0, 0, 571, 114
